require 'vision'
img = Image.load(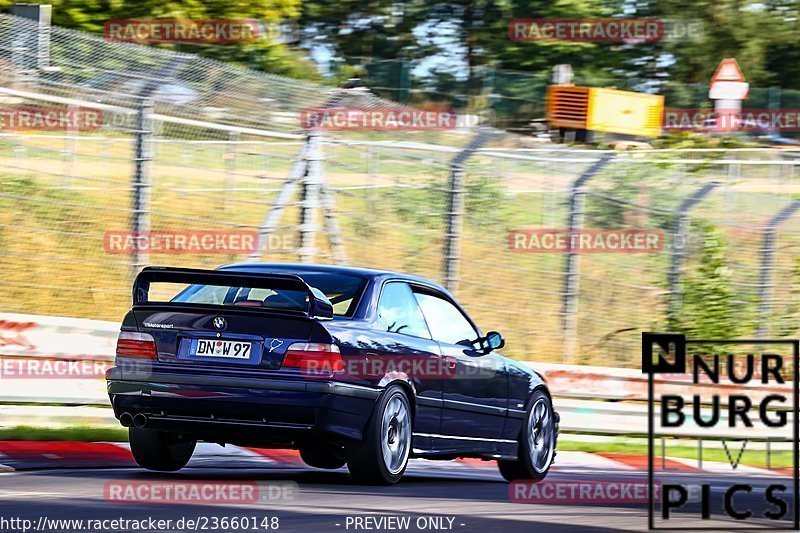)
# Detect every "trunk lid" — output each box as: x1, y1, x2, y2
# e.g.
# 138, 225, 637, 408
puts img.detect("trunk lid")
128, 267, 333, 371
